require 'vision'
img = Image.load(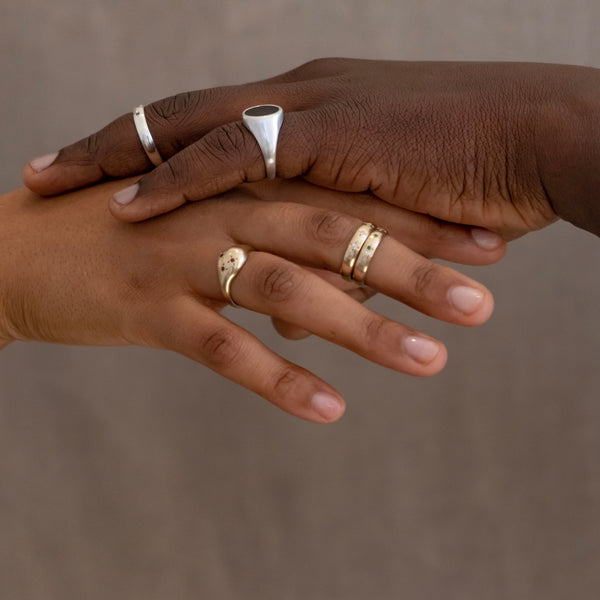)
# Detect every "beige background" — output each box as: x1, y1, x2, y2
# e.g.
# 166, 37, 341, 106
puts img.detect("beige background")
1, 1, 600, 598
